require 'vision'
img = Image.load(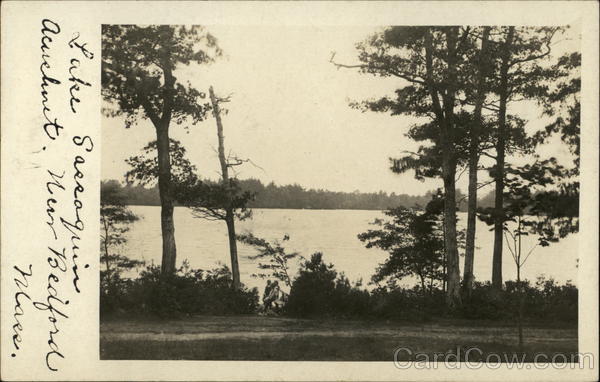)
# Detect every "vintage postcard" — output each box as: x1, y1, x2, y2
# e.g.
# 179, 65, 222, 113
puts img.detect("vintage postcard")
1, 1, 598, 381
